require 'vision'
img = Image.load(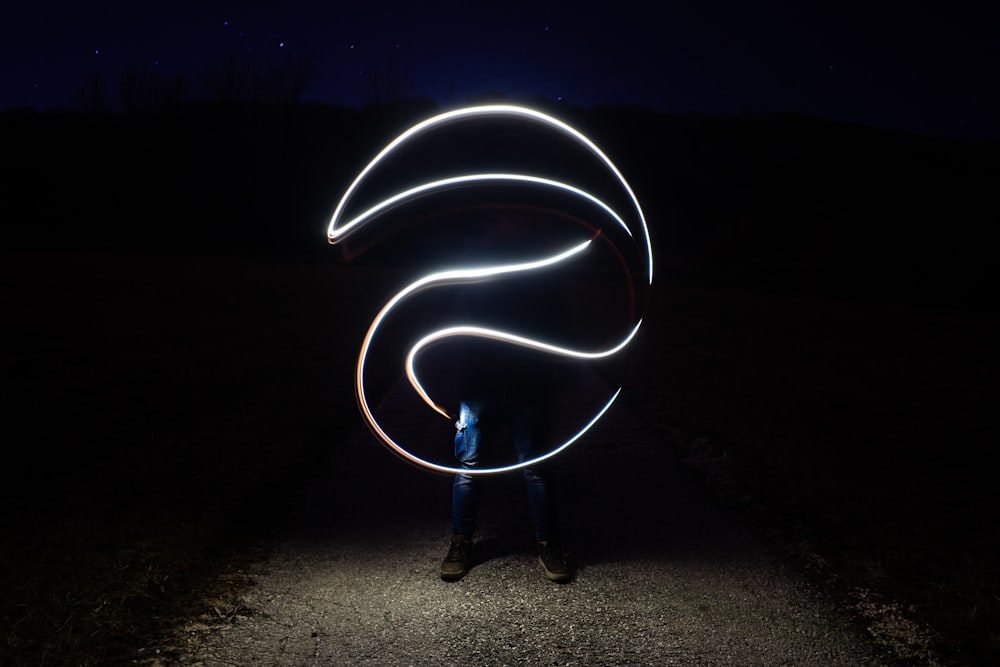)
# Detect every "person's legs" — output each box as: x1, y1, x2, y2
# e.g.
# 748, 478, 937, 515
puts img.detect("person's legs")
513, 405, 558, 541
442, 400, 482, 581
522, 464, 557, 541
451, 400, 482, 537
514, 404, 572, 582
